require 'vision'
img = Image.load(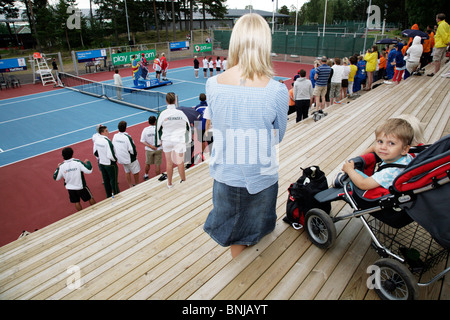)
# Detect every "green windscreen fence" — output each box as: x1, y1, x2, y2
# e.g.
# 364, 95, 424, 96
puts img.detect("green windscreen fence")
214, 30, 370, 59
